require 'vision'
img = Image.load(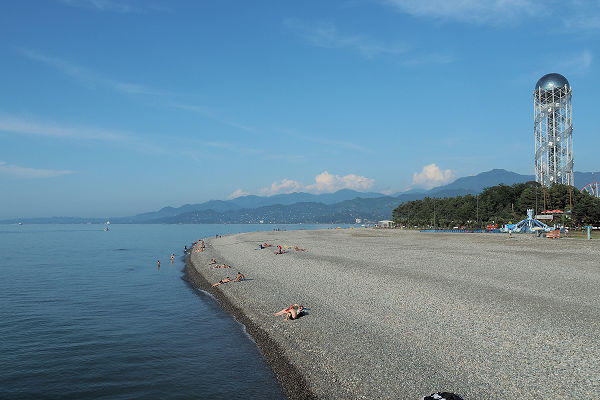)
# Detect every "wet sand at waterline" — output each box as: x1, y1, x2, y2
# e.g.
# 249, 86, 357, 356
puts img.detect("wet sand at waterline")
187, 228, 600, 399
